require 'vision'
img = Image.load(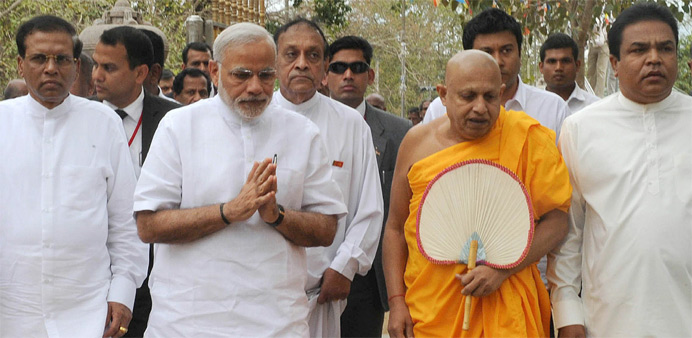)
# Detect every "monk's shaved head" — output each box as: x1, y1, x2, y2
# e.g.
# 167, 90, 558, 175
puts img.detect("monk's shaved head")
445, 50, 502, 88
437, 49, 505, 142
